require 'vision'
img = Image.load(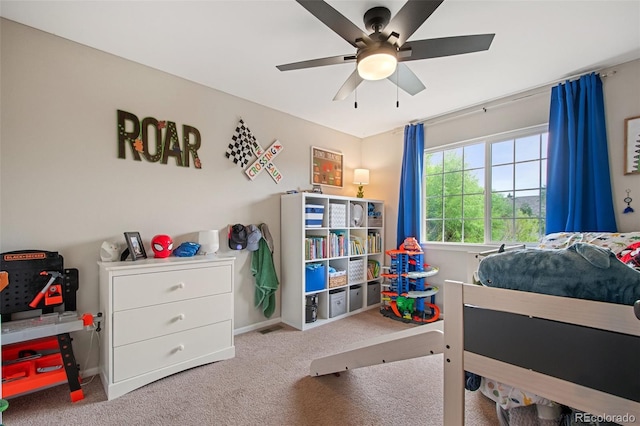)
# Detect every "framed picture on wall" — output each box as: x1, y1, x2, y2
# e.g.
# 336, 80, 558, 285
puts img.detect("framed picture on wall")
624, 115, 640, 175
311, 146, 343, 188
124, 232, 147, 261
